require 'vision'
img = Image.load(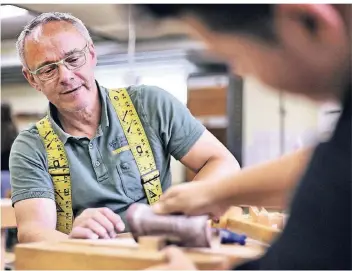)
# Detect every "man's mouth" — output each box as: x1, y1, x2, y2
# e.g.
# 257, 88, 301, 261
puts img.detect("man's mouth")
62, 86, 81, 95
